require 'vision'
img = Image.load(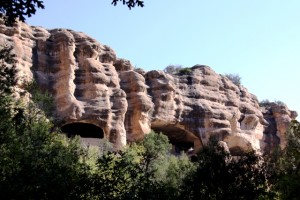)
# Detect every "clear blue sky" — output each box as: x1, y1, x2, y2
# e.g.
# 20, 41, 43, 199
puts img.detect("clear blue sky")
27, 0, 300, 117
